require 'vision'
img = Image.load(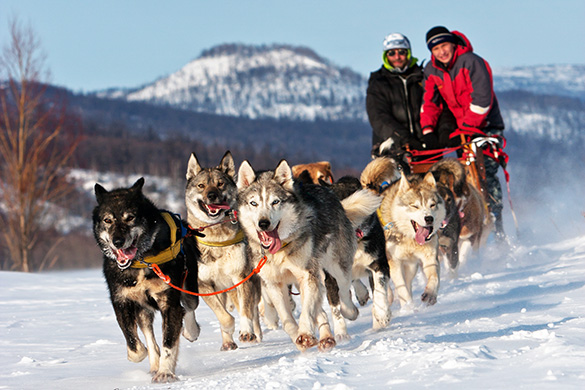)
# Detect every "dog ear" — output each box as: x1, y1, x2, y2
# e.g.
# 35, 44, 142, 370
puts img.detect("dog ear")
237, 160, 256, 188
398, 171, 410, 193
423, 171, 437, 187
219, 150, 236, 178
187, 153, 202, 181
130, 177, 145, 193
274, 160, 294, 191
94, 183, 108, 204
